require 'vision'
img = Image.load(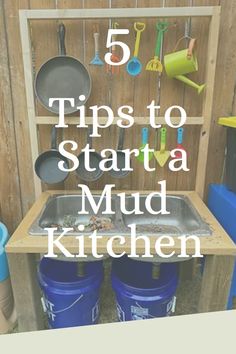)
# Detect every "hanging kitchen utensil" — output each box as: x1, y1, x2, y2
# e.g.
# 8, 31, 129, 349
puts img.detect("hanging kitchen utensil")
76, 126, 104, 182
136, 127, 153, 163
35, 23, 91, 114
35, 126, 69, 184
106, 22, 120, 74
175, 127, 186, 158
154, 127, 170, 167
90, 31, 104, 66
126, 22, 146, 76
146, 21, 168, 72
106, 127, 130, 178
164, 38, 206, 94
